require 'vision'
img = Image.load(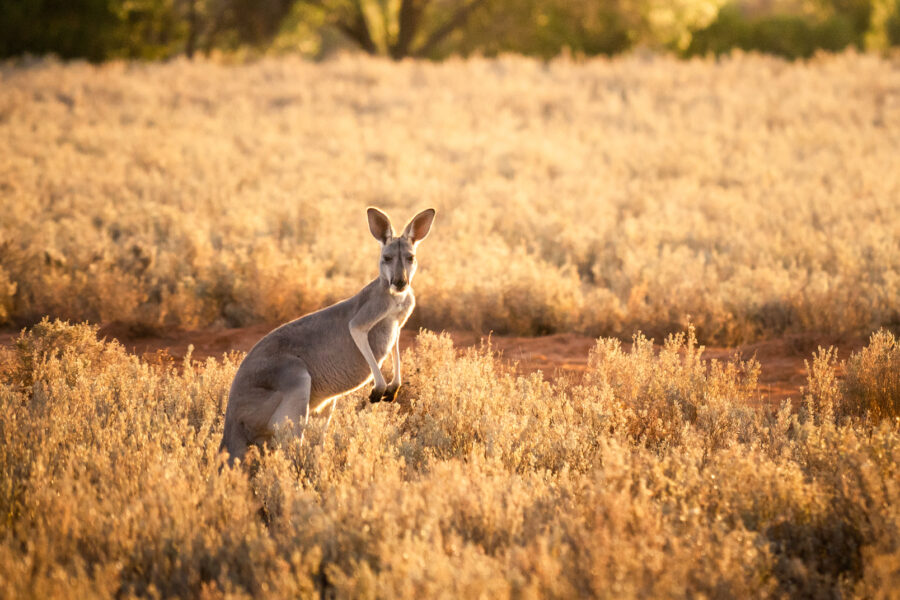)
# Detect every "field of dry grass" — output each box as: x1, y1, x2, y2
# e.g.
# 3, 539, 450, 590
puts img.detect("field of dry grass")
2, 52, 899, 342
0, 320, 898, 598
2, 53, 900, 598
